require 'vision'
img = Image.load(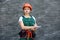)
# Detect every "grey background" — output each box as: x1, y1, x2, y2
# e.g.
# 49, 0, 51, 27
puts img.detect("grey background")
0, 0, 60, 40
